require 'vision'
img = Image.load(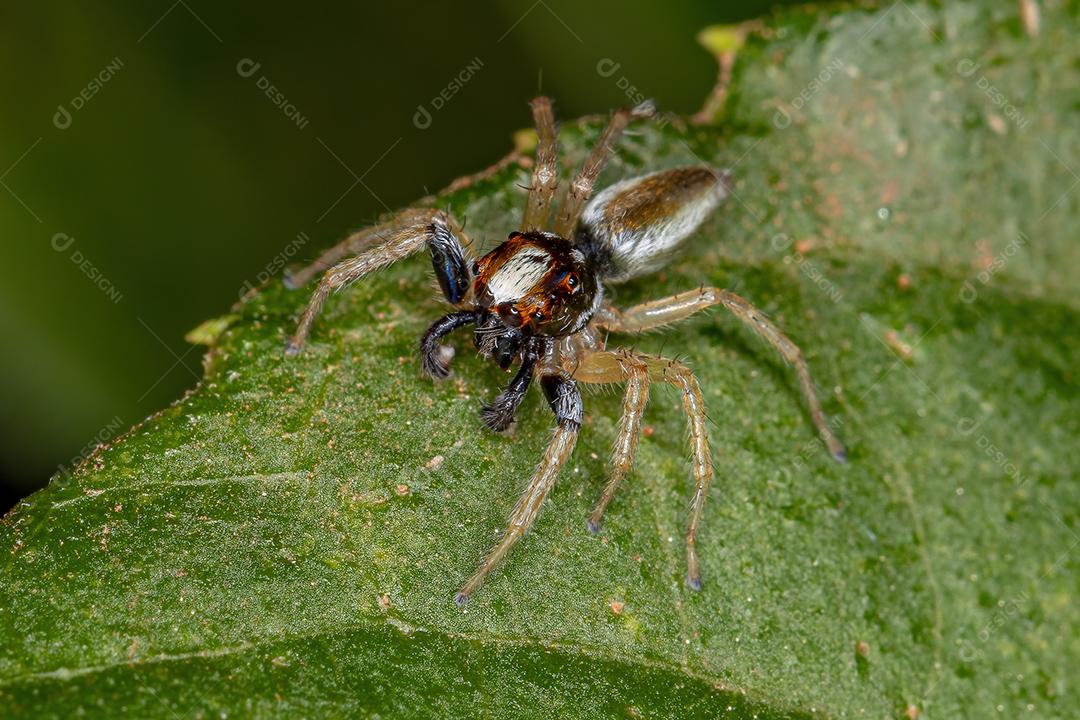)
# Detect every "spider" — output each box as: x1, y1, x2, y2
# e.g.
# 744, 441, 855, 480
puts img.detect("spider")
284, 97, 846, 606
